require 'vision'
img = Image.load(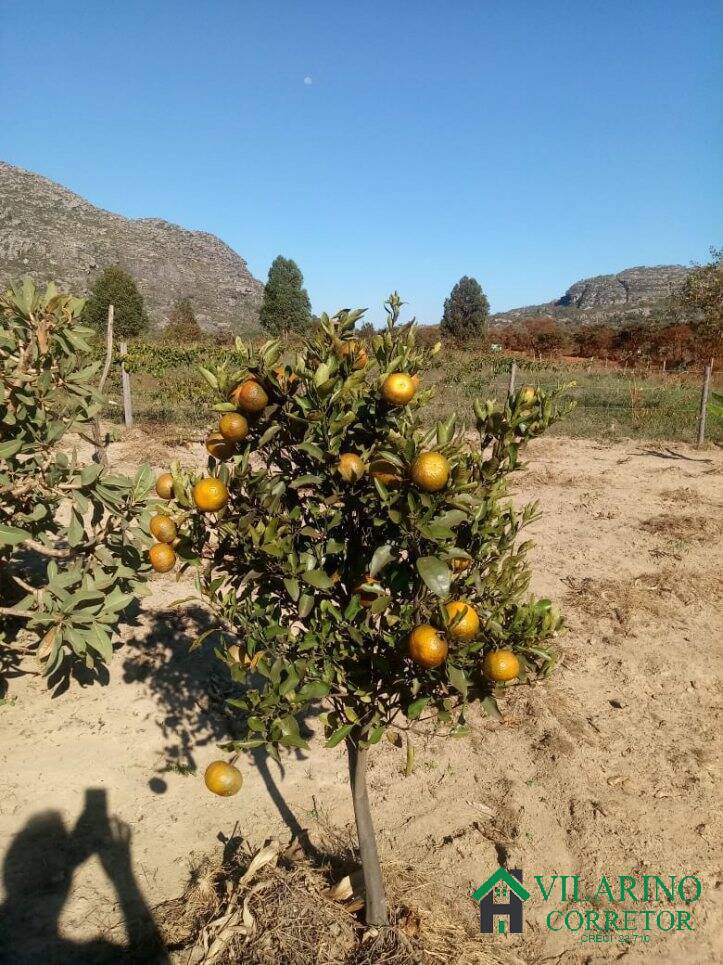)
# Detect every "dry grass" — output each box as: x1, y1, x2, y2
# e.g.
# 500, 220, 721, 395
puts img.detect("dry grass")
640, 513, 723, 543
562, 565, 723, 627
155, 834, 516, 965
